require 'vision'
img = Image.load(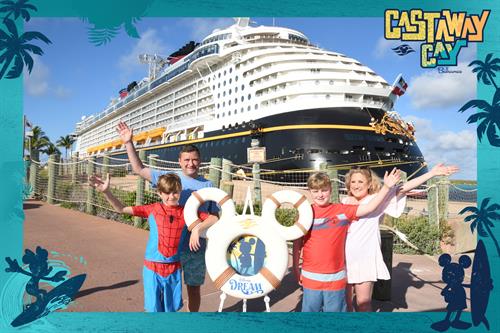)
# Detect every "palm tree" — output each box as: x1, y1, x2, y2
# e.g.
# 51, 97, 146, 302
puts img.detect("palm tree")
0, 18, 51, 79
27, 125, 49, 161
41, 142, 60, 157
469, 53, 500, 90
460, 197, 500, 256
458, 90, 500, 147
56, 135, 75, 161
0, 0, 36, 22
